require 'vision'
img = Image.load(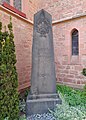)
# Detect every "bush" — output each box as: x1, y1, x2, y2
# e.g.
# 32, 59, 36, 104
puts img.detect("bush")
82, 68, 86, 91
0, 18, 19, 120
82, 68, 86, 76
19, 115, 26, 120
19, 88, 30, 115
50, 93, 86, 120
57, 85, 86, 106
